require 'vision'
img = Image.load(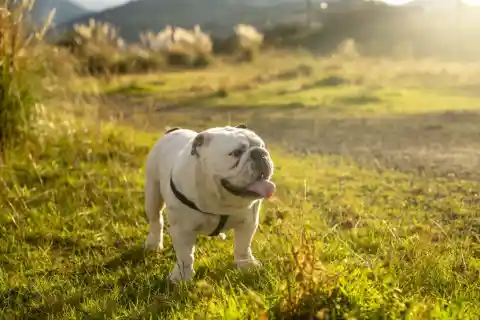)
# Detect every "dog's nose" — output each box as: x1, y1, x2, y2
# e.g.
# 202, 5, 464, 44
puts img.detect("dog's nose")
250, 147, 268, 162
250, 147, 271, 177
